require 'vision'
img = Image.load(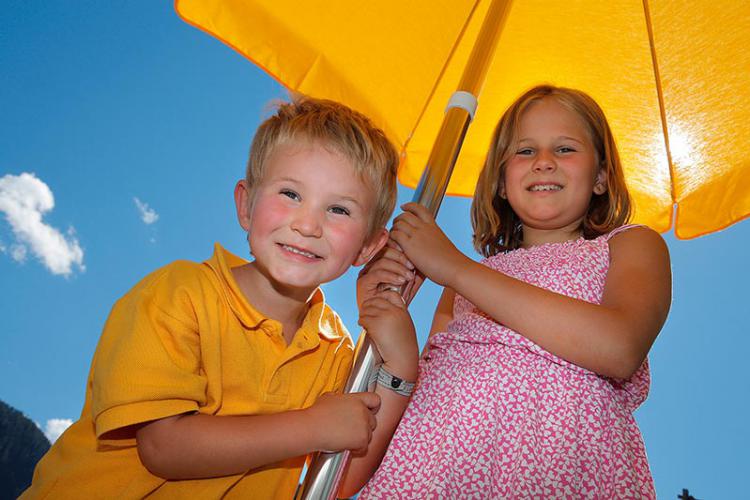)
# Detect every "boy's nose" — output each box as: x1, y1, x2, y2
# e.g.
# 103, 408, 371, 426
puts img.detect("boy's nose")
291, 206, 323, 238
